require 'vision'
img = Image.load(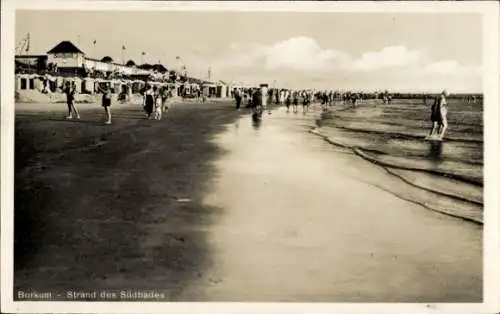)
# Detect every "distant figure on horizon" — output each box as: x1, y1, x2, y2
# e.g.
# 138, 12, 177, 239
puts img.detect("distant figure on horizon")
63, 81, 80, 120
427, 90, 449, 140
